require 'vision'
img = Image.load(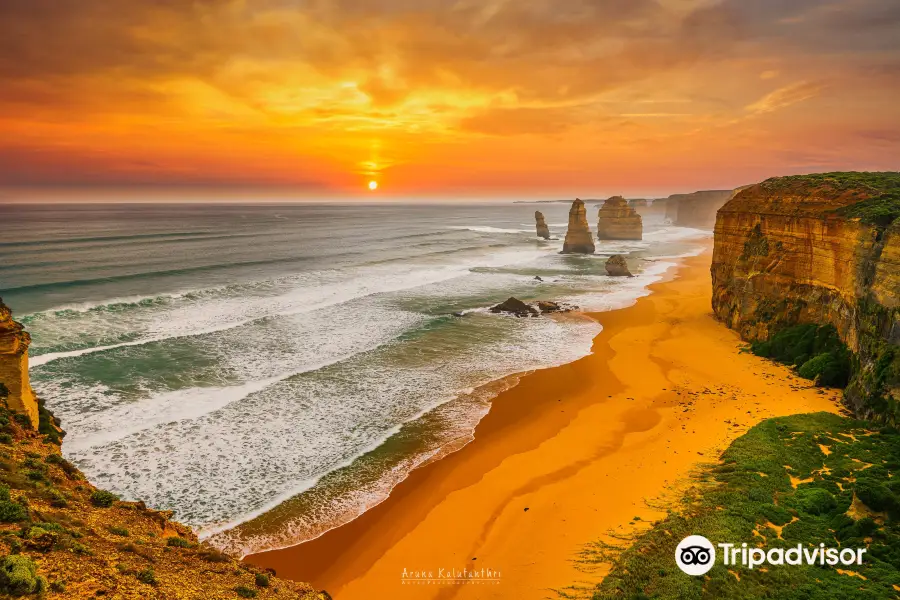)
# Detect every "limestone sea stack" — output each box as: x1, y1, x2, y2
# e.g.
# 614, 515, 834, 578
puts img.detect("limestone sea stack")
561, 199, 595, 253
535, 211, 551, 239
605, 255, 633, 277
0, 298, 39, 428
597, 196, 642, 240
